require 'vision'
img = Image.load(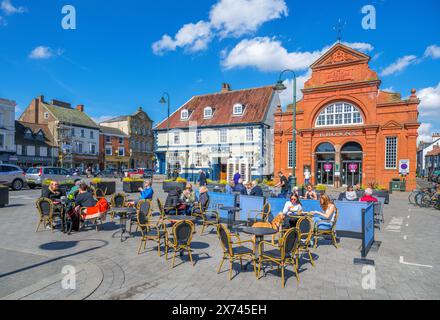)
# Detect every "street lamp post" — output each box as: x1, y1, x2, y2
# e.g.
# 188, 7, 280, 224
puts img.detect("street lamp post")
274, 70, 297, 189
159, 93, 171, 179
